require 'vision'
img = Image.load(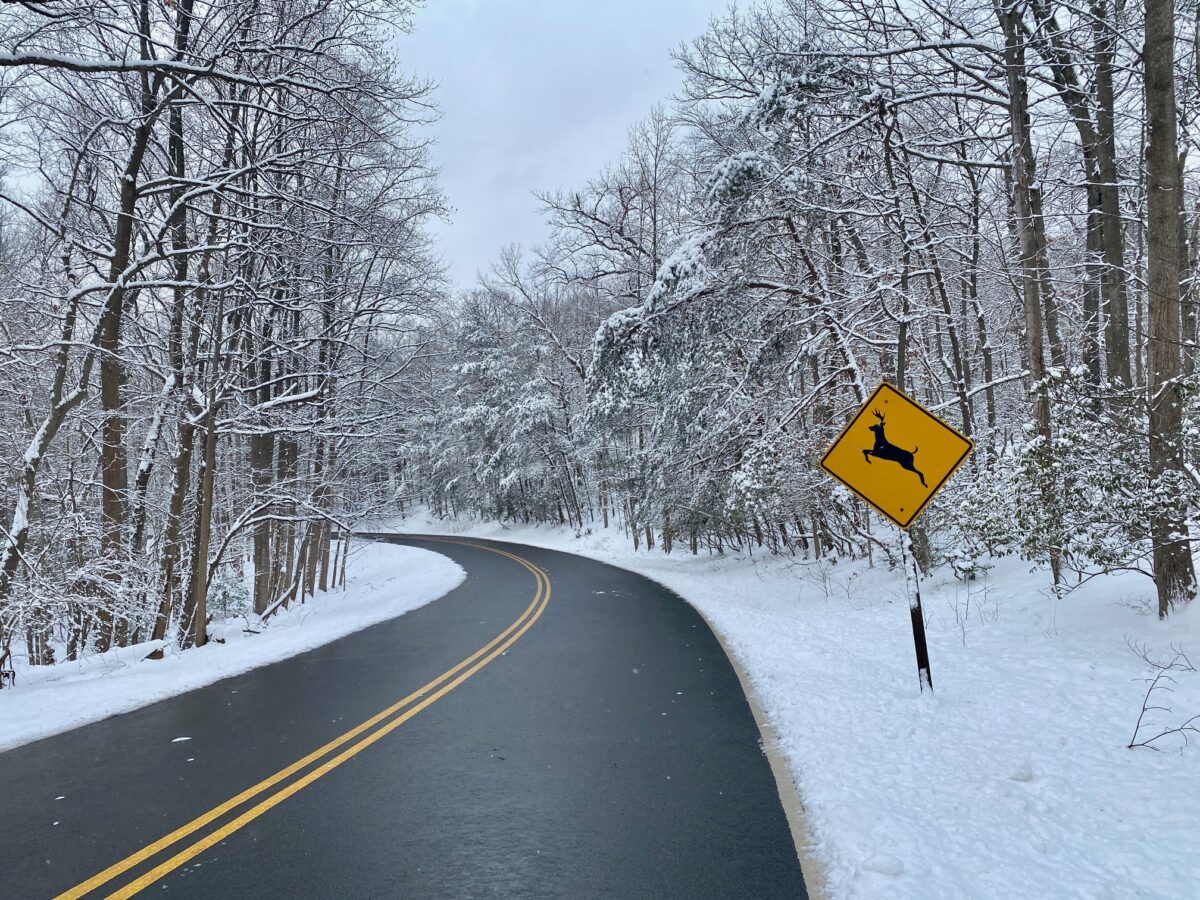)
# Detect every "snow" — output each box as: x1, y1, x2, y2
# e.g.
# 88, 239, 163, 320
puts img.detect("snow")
376, 510, 1200, 900
23, 420, 50, 464
0, 543, 464, 753
10, 489, 28, 534
643, 232, 712, 313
